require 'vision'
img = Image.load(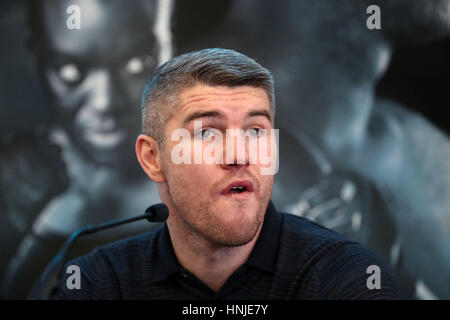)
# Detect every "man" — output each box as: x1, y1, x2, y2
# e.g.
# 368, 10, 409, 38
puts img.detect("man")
3, 0, 331, 299
1, 0, 170, 299
51, 48, 398, 299
176, 0, 450, 298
